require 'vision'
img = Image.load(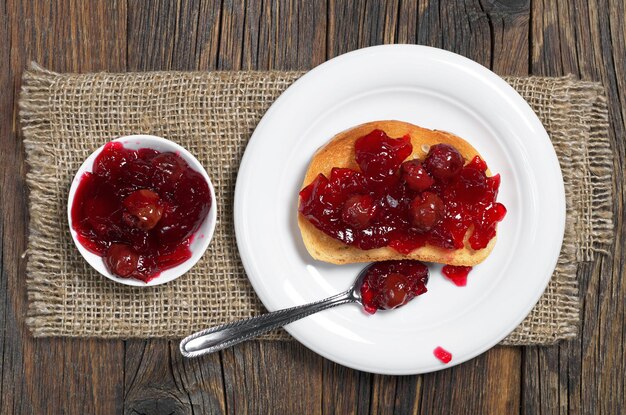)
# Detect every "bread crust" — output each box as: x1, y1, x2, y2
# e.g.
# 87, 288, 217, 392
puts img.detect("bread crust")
297, 120, 497, 266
